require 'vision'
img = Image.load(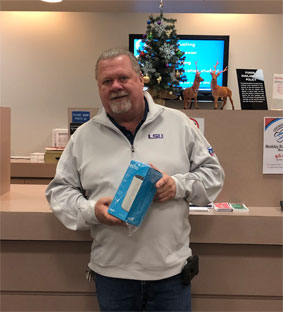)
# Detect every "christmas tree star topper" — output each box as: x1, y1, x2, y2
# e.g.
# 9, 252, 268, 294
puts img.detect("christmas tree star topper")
159, 0, 164, 14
